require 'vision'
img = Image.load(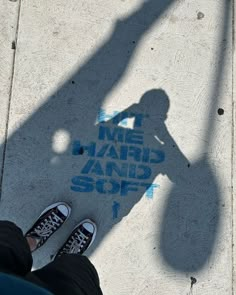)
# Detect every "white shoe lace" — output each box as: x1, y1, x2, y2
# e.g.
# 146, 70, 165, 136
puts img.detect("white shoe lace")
34, 212, 63, 239
64, 230, 89, 254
